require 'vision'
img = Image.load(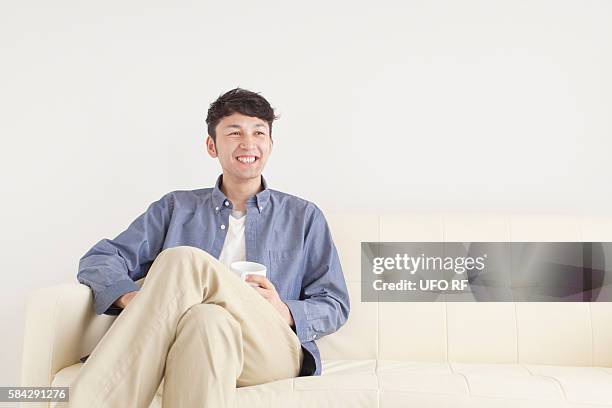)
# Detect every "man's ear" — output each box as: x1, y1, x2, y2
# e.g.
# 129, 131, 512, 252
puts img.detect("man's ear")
206, 135, 217, 158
